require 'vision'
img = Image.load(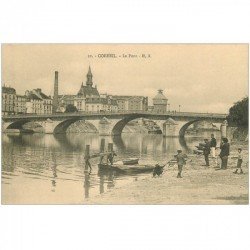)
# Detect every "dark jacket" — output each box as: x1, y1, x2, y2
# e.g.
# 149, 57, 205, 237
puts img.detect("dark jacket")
203, 142, 210, 155
210, 138, 217, 147
219, 142, 230, 157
